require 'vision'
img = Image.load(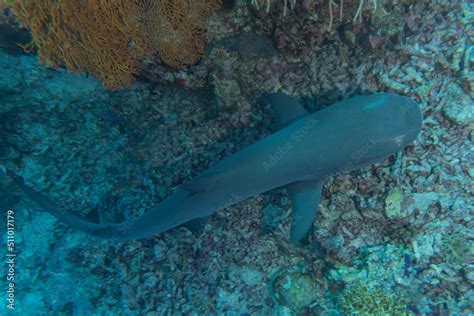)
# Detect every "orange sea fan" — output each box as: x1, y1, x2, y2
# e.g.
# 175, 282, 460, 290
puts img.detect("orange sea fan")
8, 0, 220, 88
154, 0, 221, 68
